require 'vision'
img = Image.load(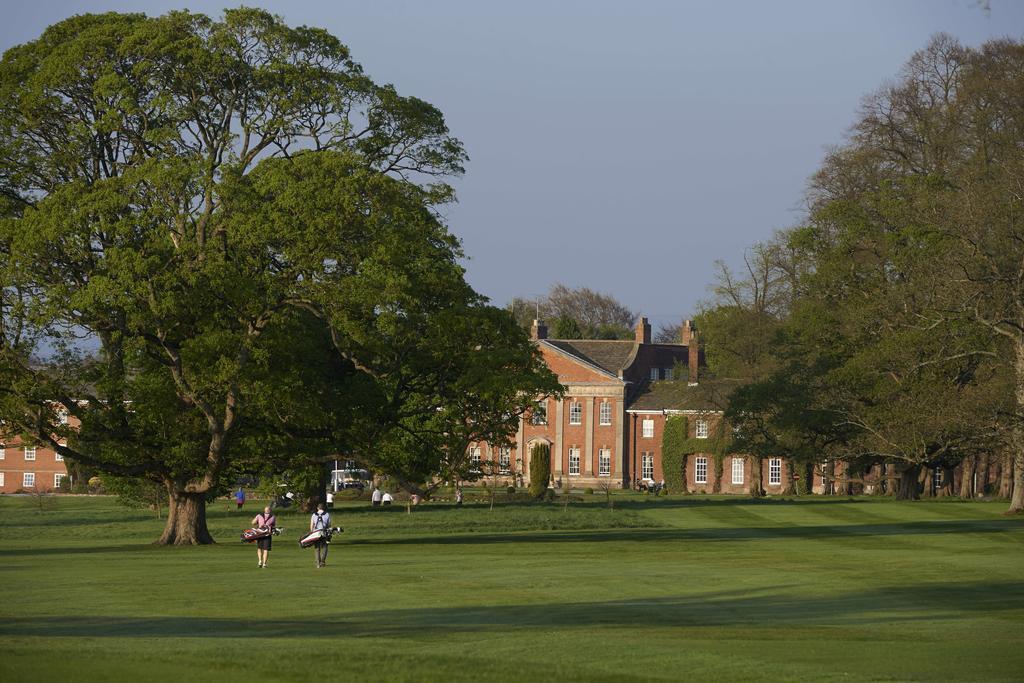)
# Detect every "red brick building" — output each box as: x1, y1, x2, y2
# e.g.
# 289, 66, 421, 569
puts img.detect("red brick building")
0, 409, 73, 494
469, 316, 791, 493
